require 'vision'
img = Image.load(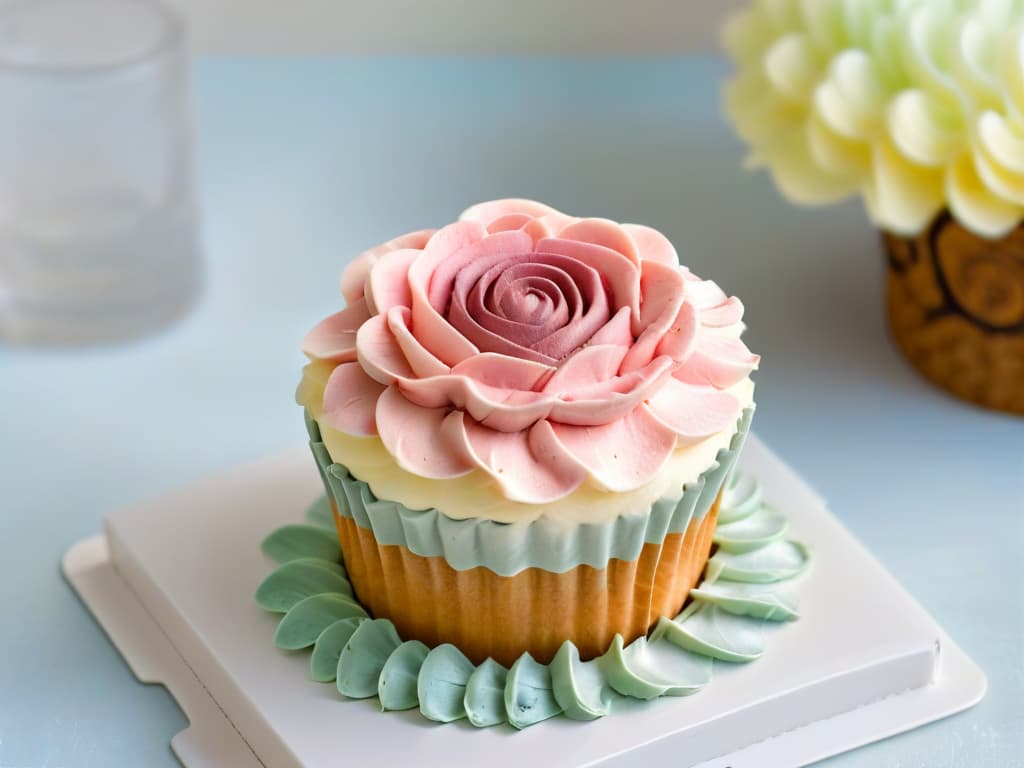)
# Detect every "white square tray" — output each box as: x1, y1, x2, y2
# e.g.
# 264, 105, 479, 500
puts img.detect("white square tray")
63, 435, 985, 767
